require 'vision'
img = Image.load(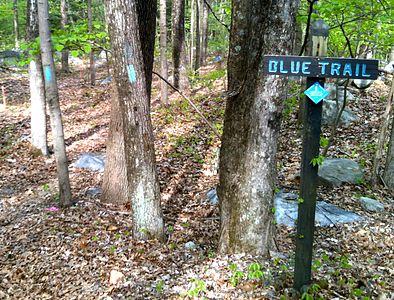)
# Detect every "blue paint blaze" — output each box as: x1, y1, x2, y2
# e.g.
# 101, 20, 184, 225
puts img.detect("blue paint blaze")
290, 61, 300, 74
127, 64, 137, 83
330, 63, 341, 76
269, 60, 278, 72
44, 65, 52, 82
355, 64, 360, 76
